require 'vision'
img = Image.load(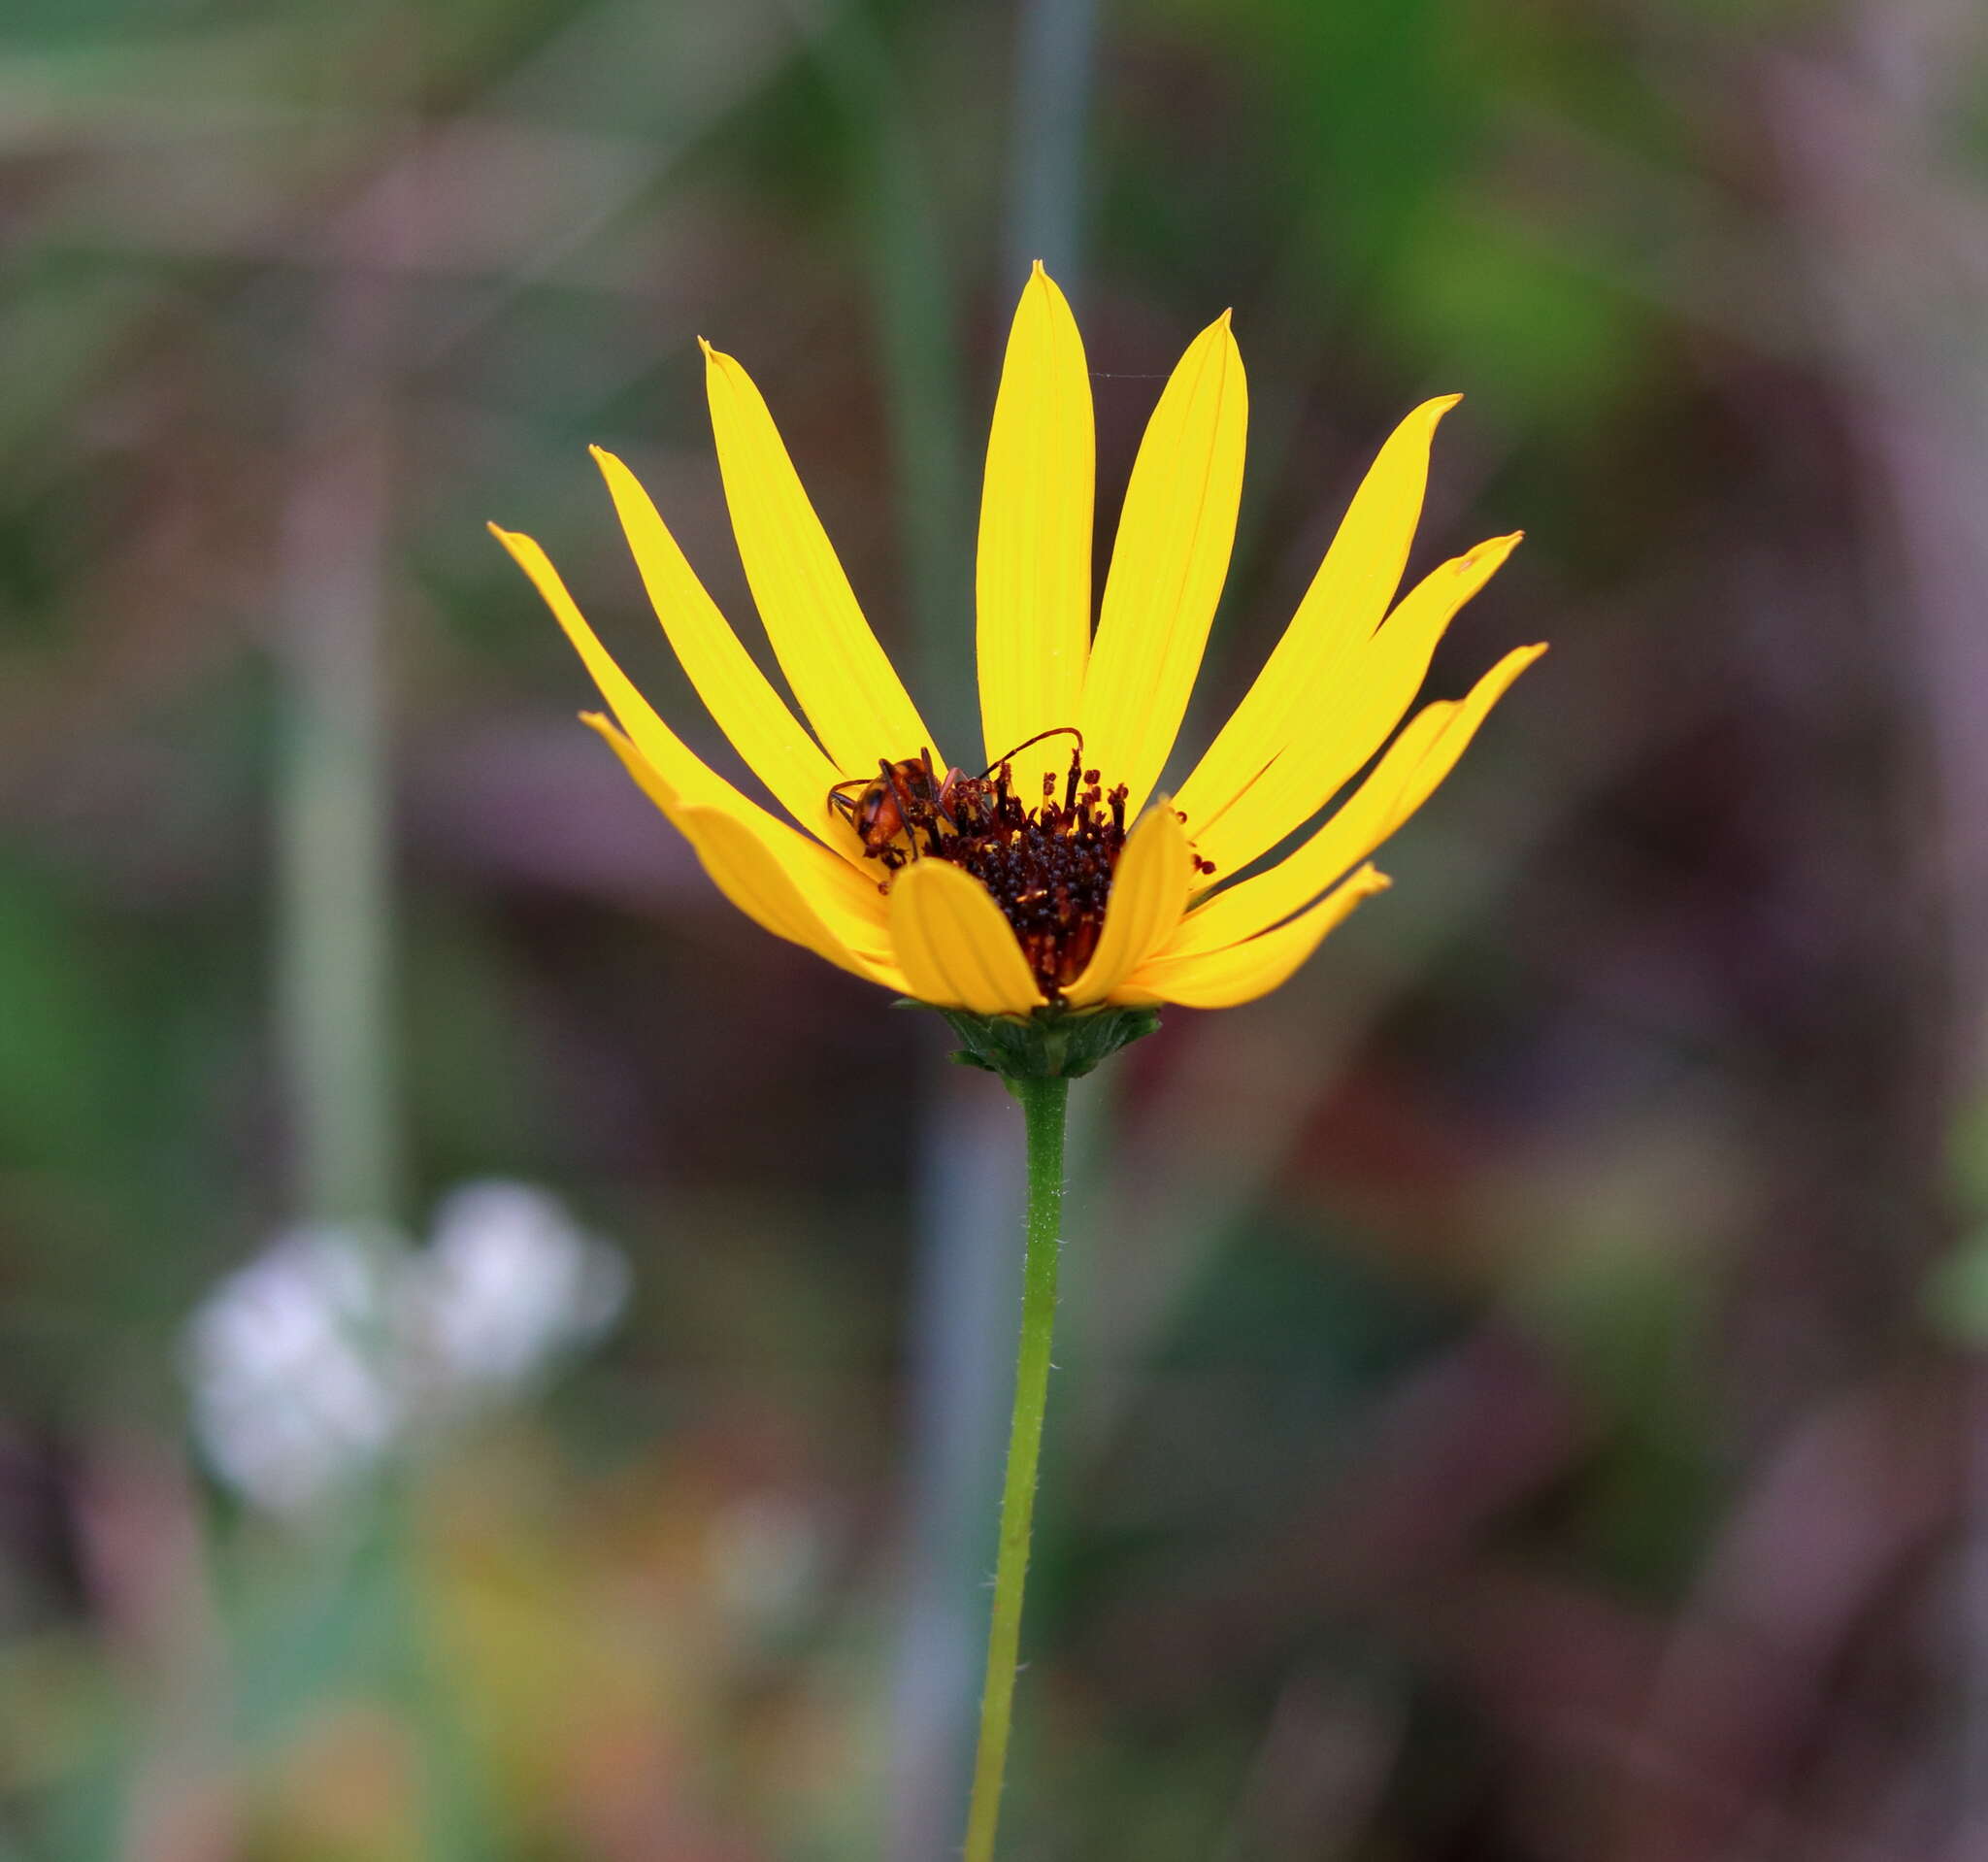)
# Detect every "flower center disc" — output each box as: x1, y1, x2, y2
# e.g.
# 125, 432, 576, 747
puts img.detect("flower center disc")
894, 749, 1128, 999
